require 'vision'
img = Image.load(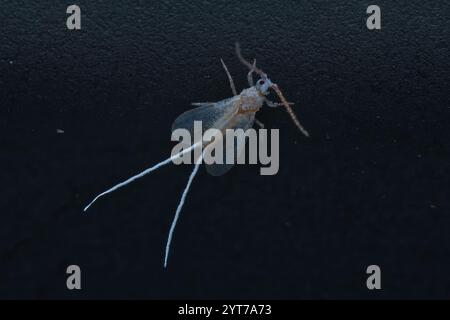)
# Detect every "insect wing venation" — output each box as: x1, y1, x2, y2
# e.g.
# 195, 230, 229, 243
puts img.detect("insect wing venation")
171, 97, 239, 140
